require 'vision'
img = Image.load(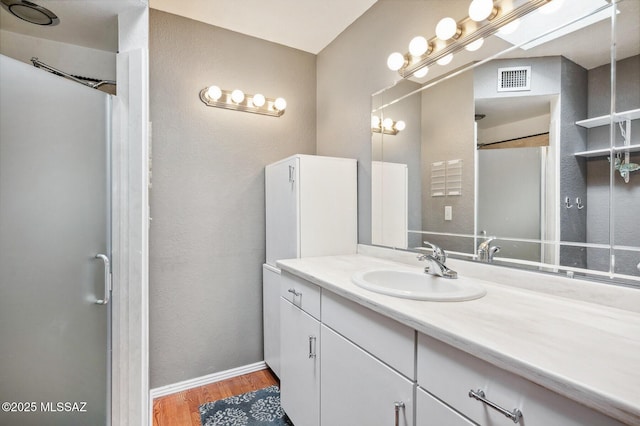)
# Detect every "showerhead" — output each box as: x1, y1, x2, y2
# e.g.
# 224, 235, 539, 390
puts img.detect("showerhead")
0, 0, 59, 26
